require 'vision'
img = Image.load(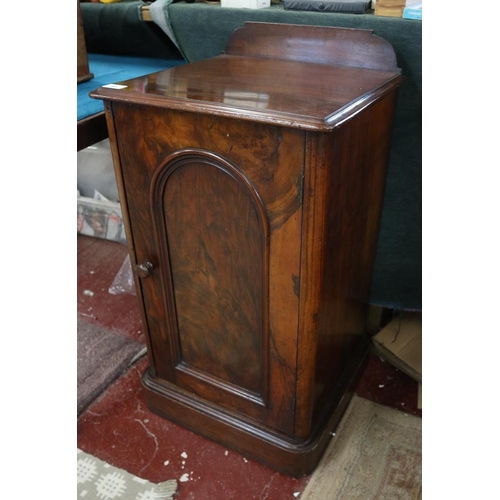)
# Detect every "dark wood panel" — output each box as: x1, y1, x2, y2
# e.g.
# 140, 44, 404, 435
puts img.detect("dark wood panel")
313, 92, 399, 414
111, 104, 304, 433
142, 336, 368, 478
90, 55, 402, 131
225, 21, 400, 72
151, 153, 269, 400
77, 112, 108, 152
294, 92, 399, 438
77, 0, 93, 84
